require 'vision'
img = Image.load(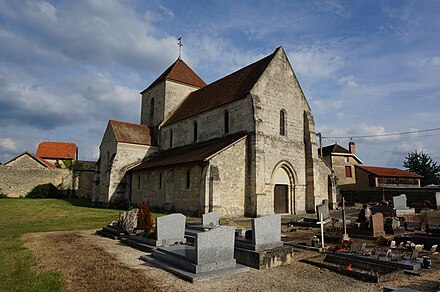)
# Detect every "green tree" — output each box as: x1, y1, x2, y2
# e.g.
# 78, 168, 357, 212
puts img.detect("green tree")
403, 151, 440, 186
